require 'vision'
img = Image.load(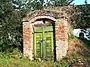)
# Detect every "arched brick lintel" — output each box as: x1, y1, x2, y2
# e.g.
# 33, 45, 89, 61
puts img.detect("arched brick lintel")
28, 16, 57, 23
